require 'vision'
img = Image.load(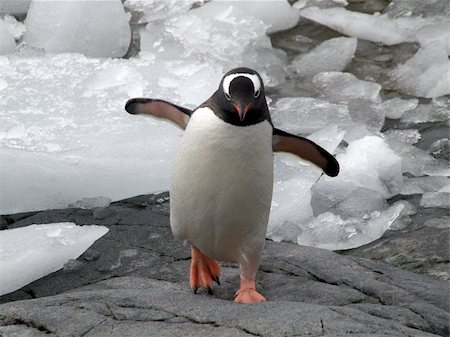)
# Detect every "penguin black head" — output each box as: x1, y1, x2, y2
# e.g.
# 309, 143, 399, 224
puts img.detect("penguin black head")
207, 67, 271, 126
